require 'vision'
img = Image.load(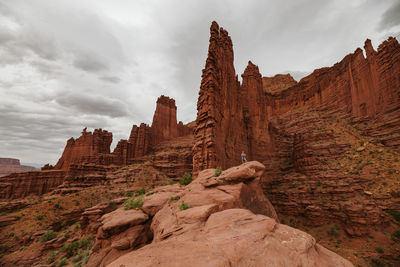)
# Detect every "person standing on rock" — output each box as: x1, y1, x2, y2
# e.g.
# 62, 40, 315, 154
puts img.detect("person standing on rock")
241, 151, 247, 163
